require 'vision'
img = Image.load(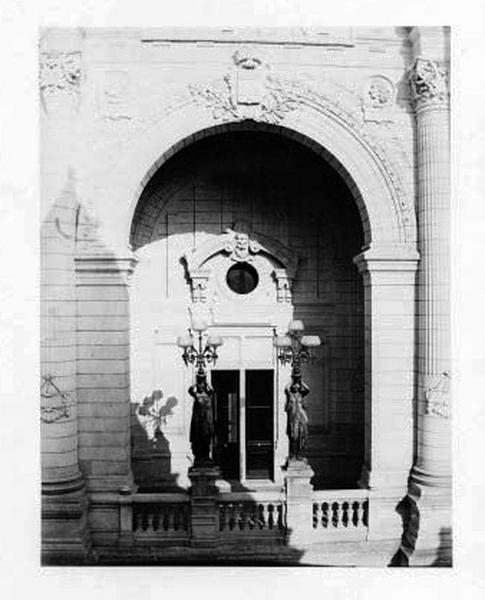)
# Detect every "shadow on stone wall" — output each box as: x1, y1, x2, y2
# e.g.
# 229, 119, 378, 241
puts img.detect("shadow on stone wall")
131, 389, 186, 492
